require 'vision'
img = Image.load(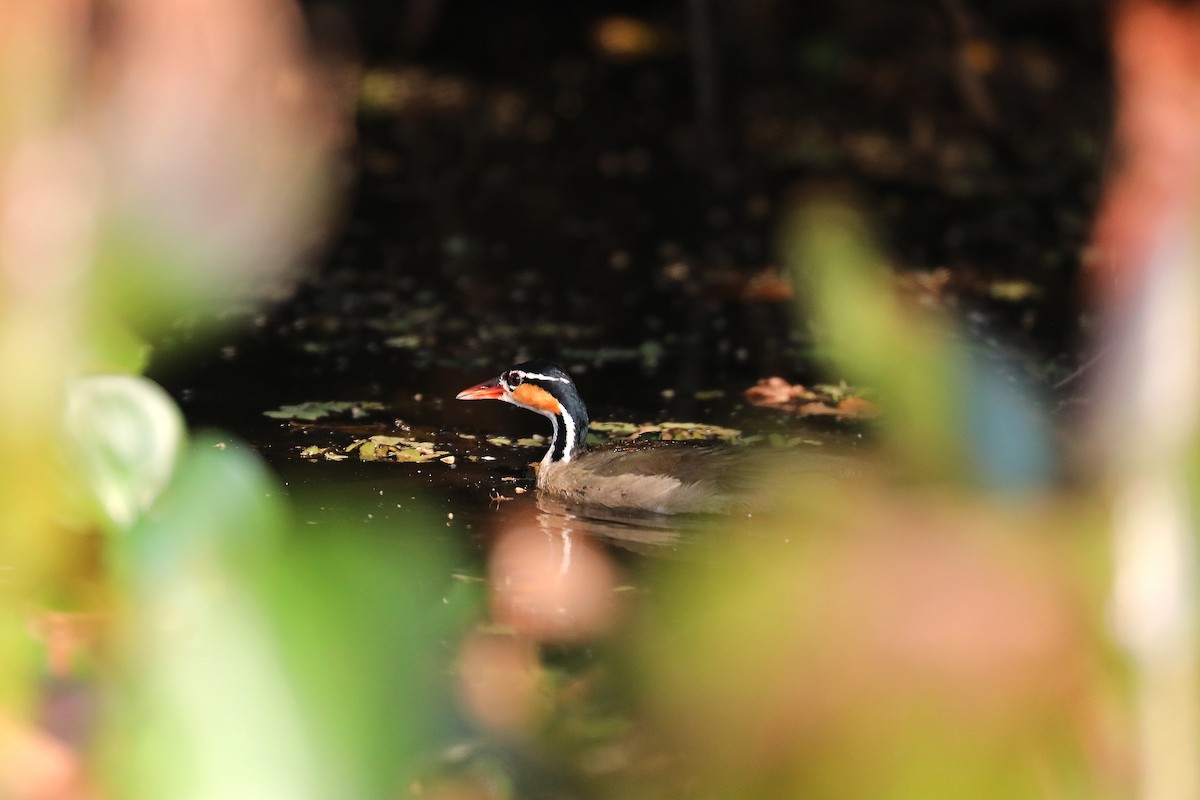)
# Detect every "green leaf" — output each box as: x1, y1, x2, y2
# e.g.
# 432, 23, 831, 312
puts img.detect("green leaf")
299, 435, 448, 463
108, 443, 479, 798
